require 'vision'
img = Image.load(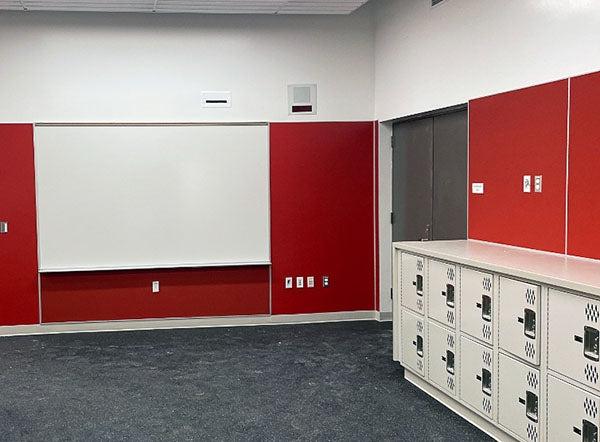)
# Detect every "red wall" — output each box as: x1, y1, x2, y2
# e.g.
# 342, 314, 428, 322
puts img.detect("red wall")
468, 80, 568, 253
568, 72, 600, 259
41, 266, 270, 322
270, 122, 376, 314
0, 124, 40, 325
